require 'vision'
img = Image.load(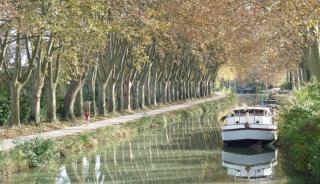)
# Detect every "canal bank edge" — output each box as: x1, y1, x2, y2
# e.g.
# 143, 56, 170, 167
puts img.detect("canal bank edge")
0, 95, 235, 181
